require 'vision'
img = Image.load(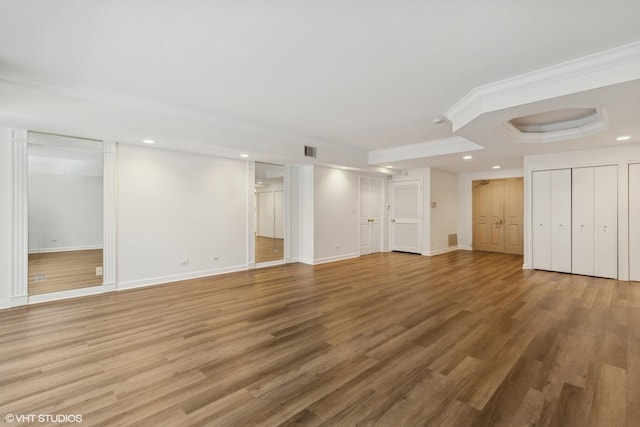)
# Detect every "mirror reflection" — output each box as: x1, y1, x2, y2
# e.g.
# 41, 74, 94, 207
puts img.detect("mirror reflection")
28, 133, 104, 295
254, 162, 284, 263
